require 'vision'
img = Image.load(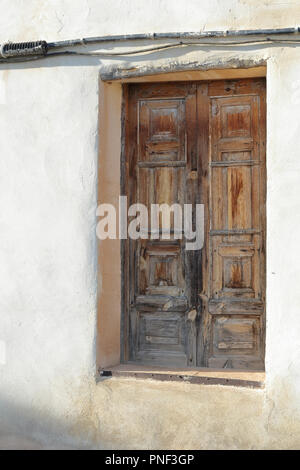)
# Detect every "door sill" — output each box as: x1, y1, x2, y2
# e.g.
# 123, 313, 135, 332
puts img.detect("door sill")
98, 364, 265, 388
